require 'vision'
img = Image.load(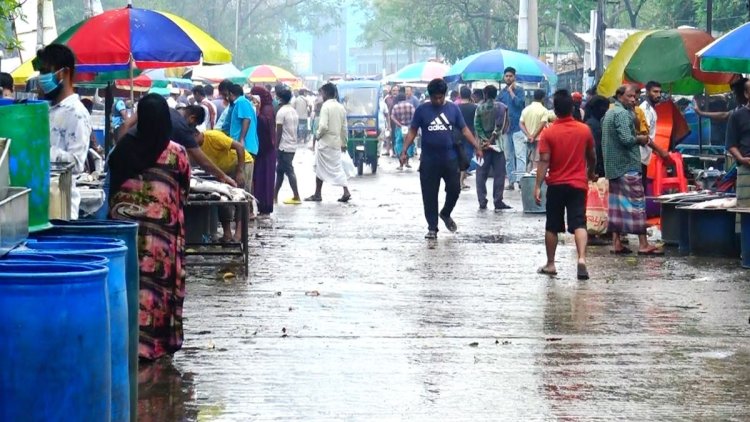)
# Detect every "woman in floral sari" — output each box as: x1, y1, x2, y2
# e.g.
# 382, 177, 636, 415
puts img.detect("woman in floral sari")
108, 93, 191, 361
